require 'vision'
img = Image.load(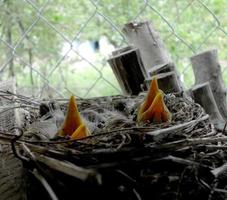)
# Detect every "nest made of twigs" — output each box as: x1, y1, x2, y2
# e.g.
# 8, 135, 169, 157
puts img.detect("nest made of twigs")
18, 93, 213, 156
2, 92, 227, 200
